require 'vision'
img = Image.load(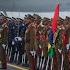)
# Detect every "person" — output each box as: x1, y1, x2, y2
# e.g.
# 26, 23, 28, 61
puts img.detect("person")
40, 17, 50, 70
0, 25, 7, 69
25, 14, 35, 66
0, 44, 7, 69
53, 17, 64, 70
8, 18, 17, 63
14, 36, 22, 64
62, 16, 70, 70
25, 14, 35, 51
